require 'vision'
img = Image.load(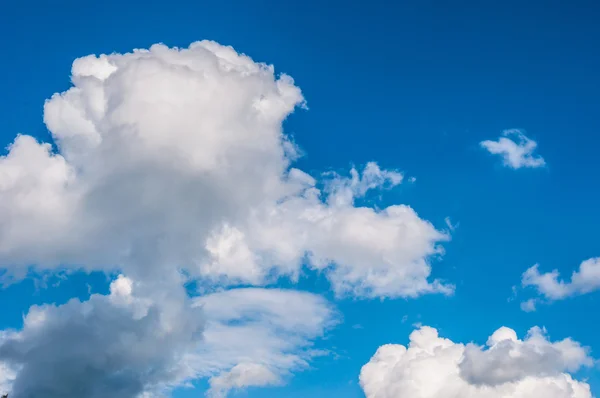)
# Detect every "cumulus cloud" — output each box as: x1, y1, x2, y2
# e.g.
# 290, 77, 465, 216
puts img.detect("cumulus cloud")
460, 326, 592, 386
360, 325, 593, 398
480, 129, 545, 169
521, 258, 600, 301
0, 276, 204, 397
0, 281, 336, 397
0, 40, 451, 299
0, 40, 455, 397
